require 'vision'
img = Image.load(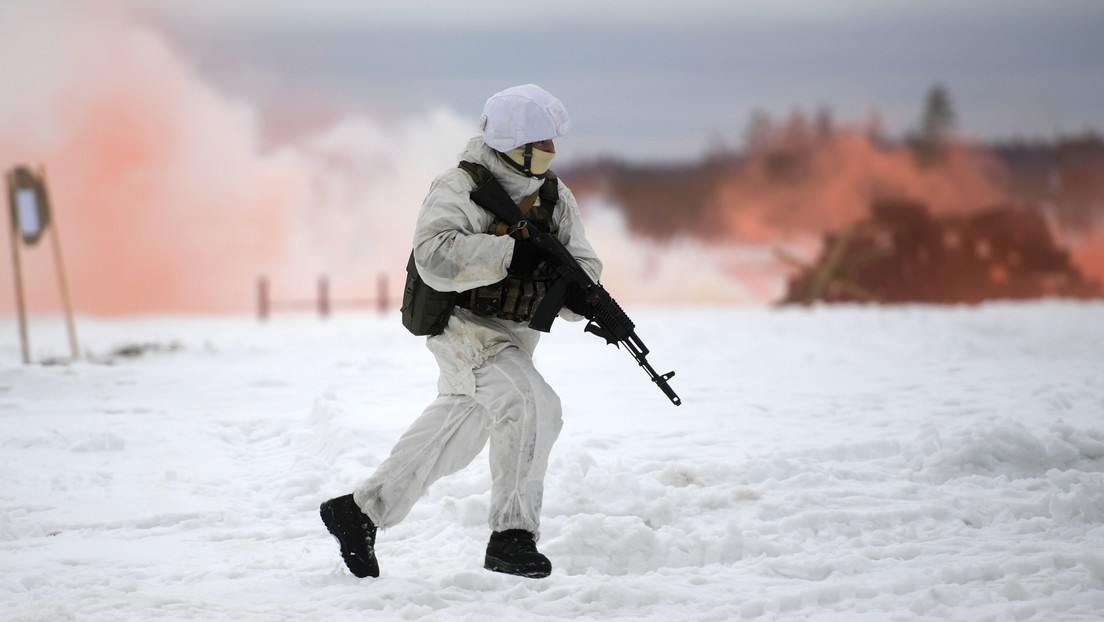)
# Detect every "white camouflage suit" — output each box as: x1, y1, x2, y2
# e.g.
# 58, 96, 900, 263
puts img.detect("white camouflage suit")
353, 135, 602, 537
